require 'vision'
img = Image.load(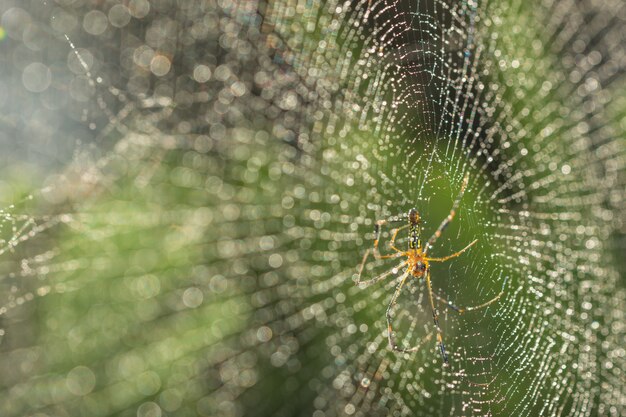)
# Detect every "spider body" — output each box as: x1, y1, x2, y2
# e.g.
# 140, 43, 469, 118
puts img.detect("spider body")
406, 208, 428, 276
409, 253, 428, 277
407, 208, 421, 250
356, 173, 505, 363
